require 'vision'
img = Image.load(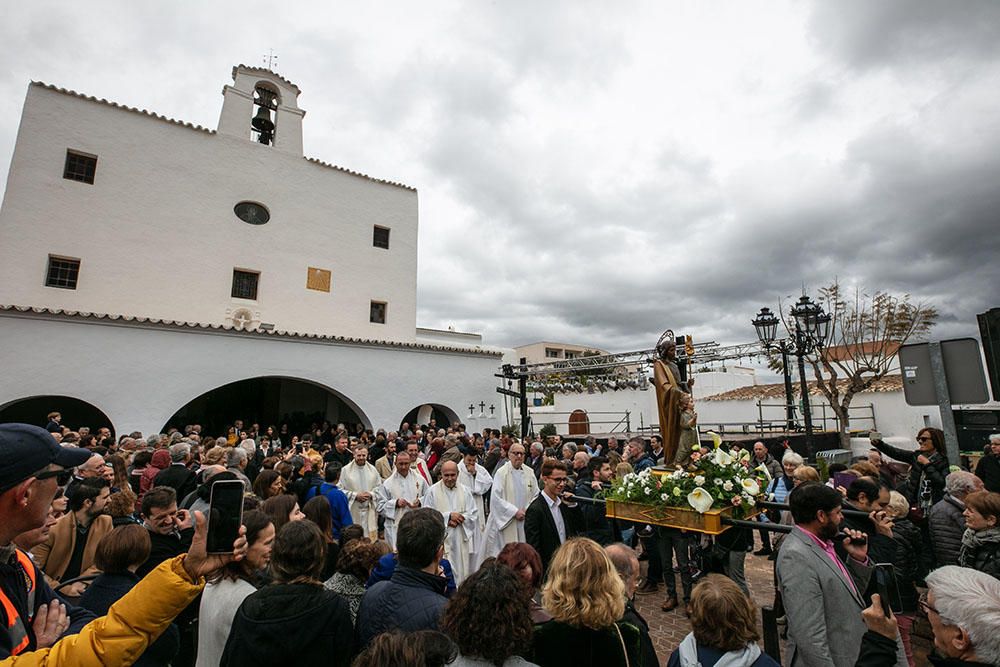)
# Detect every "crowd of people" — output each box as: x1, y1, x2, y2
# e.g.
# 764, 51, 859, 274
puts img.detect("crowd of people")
1, 415, 1000, 666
